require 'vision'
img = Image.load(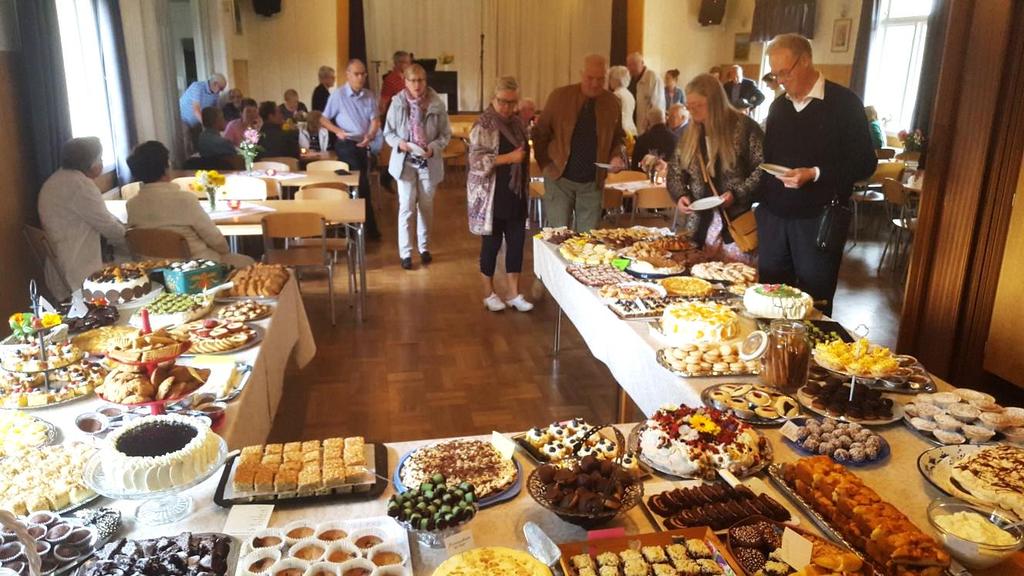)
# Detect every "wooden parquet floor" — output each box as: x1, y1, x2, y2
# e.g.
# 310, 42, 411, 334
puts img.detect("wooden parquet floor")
269, 173, 919, 444
269, 173, 631, 444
